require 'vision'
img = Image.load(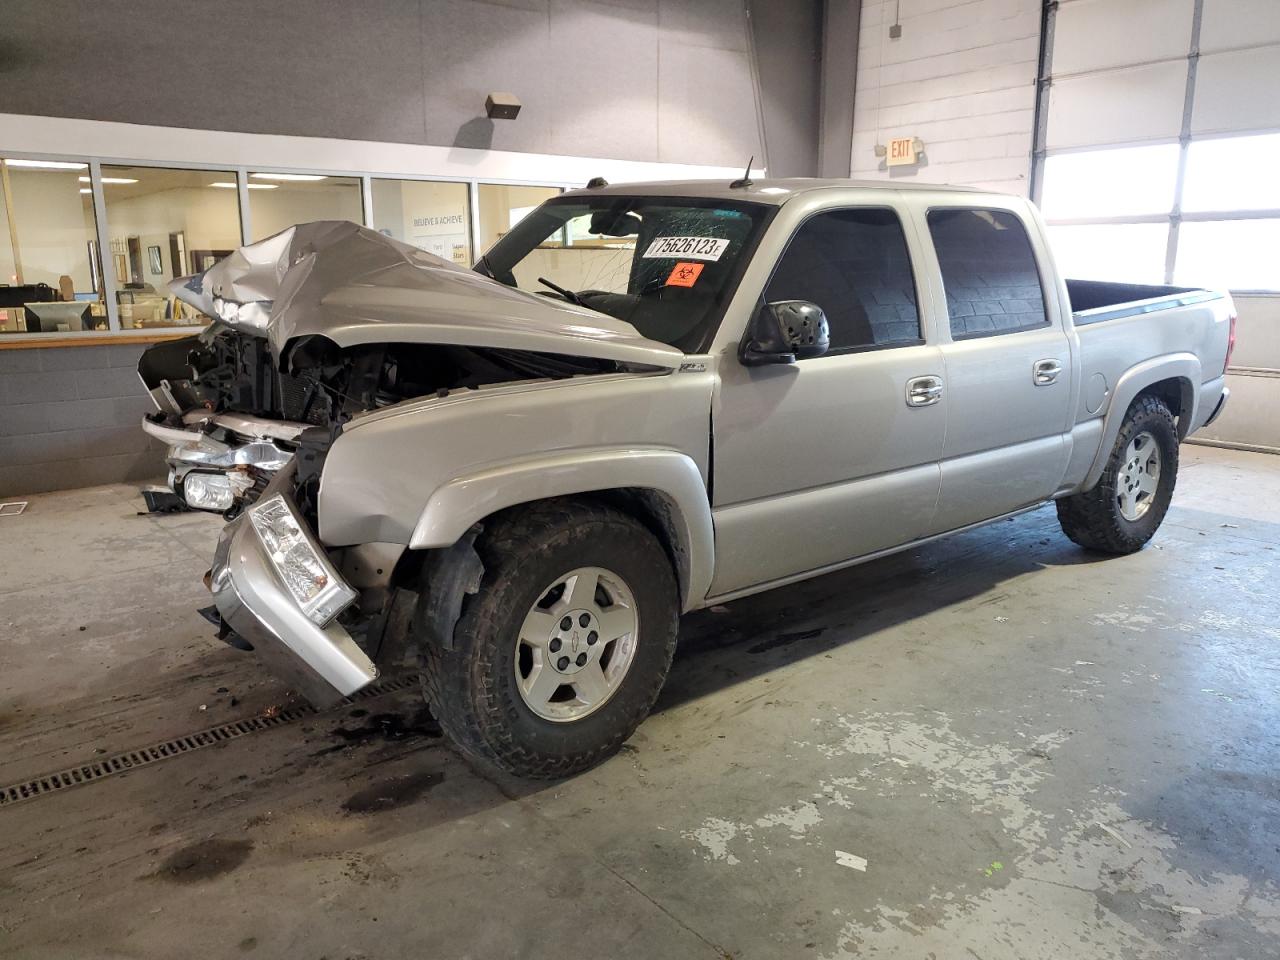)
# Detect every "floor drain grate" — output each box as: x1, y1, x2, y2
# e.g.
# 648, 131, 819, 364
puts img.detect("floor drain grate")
0, 673, 420, 809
